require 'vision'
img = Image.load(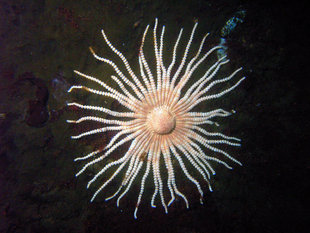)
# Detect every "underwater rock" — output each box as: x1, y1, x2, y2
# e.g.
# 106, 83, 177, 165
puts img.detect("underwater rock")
25, 99, 49, 127
17, 72, 49, 127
